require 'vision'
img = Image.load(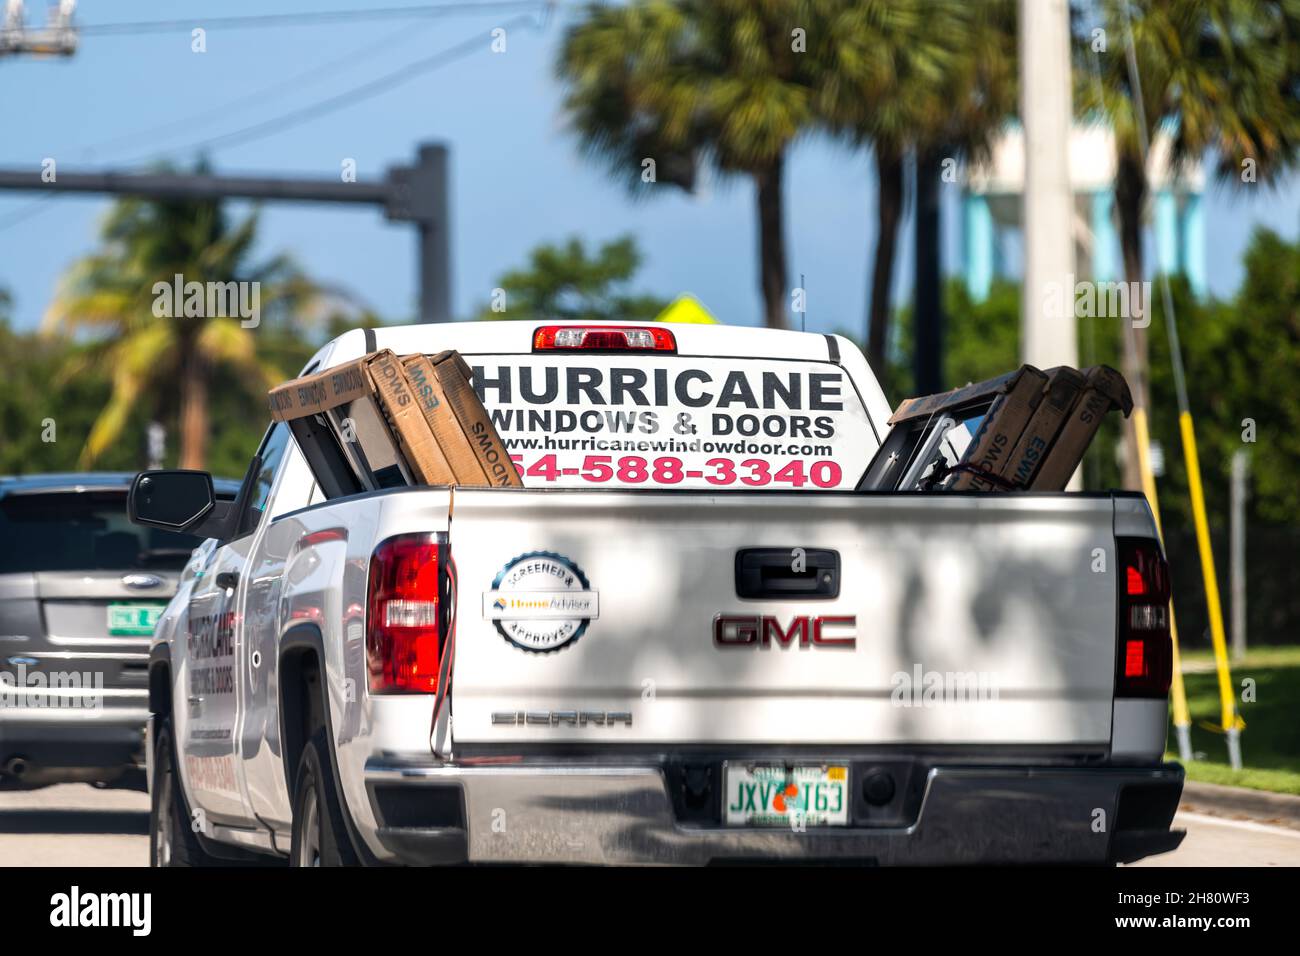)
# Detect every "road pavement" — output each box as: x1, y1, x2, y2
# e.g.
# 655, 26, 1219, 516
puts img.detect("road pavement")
0, 783, 148, 867
3, 783, 1300, 867
1126, 810, 1300, 866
